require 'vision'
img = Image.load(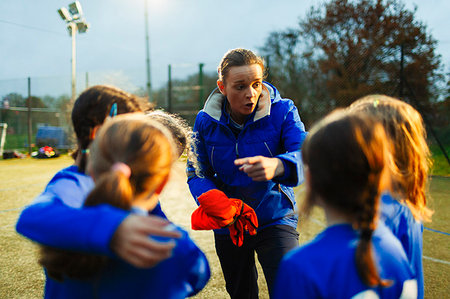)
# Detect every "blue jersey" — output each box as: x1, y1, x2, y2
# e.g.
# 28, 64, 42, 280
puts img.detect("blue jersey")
16, 165, 210, 298
16, 165, 166, 254
380, 193, 424, 299
273, 224, 417, 299
42, 218, 210, 299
